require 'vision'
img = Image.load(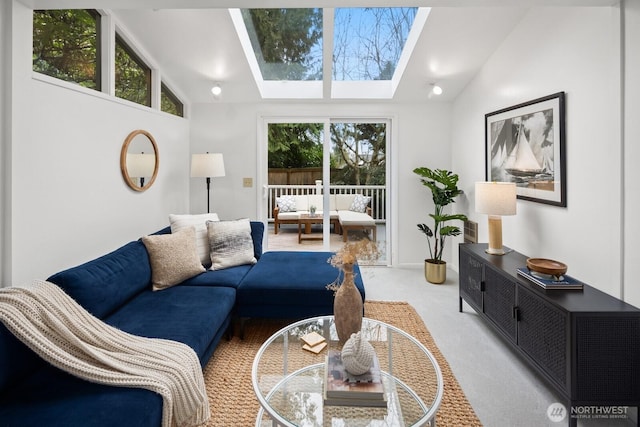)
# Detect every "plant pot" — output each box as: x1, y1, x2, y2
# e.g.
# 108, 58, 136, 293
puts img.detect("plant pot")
425, 259, 446, 284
